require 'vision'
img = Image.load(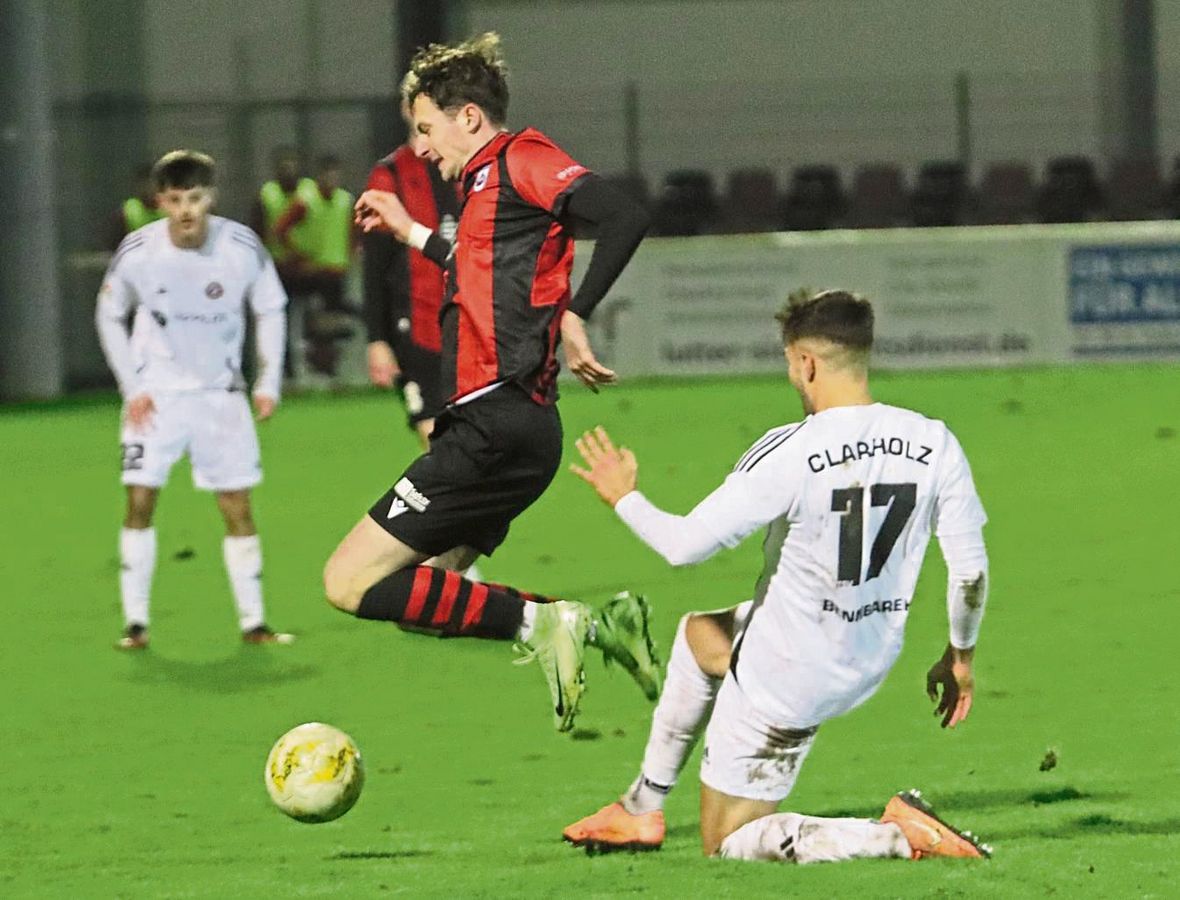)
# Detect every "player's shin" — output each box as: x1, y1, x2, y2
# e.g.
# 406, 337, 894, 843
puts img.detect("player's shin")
719, 814, 911, 863
224, 534, 265, 631
119, 526, 156, 627
623, 614, 721, 814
